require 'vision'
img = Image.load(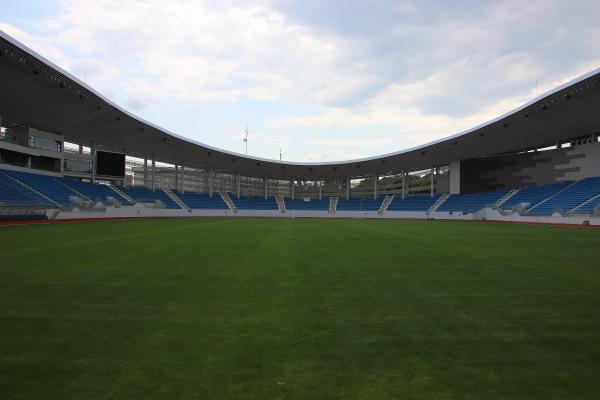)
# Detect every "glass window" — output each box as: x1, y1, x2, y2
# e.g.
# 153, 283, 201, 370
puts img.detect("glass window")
29, 135, 61, 152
